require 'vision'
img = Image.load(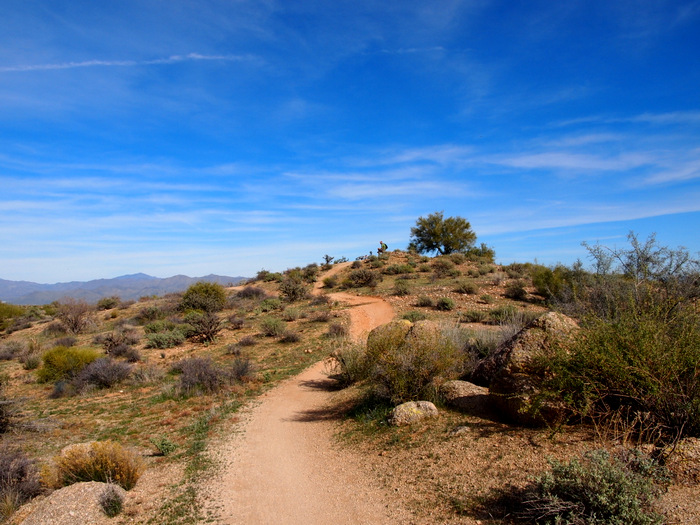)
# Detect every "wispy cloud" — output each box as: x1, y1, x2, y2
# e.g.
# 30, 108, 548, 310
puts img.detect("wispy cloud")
0, 53, 255, 73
